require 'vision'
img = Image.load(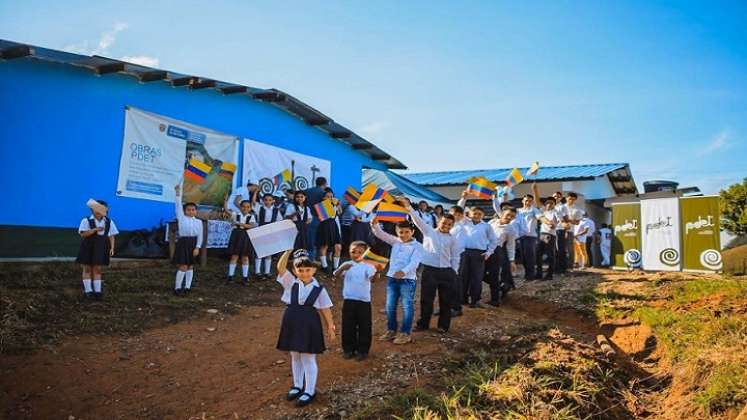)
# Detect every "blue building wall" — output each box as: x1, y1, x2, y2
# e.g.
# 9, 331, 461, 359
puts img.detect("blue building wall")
0, 58, 387, 231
